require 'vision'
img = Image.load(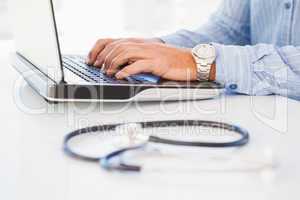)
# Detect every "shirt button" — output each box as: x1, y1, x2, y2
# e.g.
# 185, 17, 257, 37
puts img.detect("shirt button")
285, 2, 291, 9
229, 84, 238, 90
